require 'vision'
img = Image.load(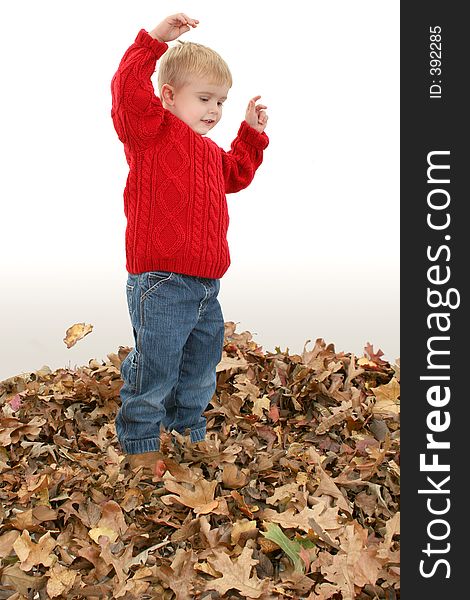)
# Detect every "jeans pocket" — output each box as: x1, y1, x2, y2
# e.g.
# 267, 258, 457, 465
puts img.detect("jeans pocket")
141, 271, 174, 302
